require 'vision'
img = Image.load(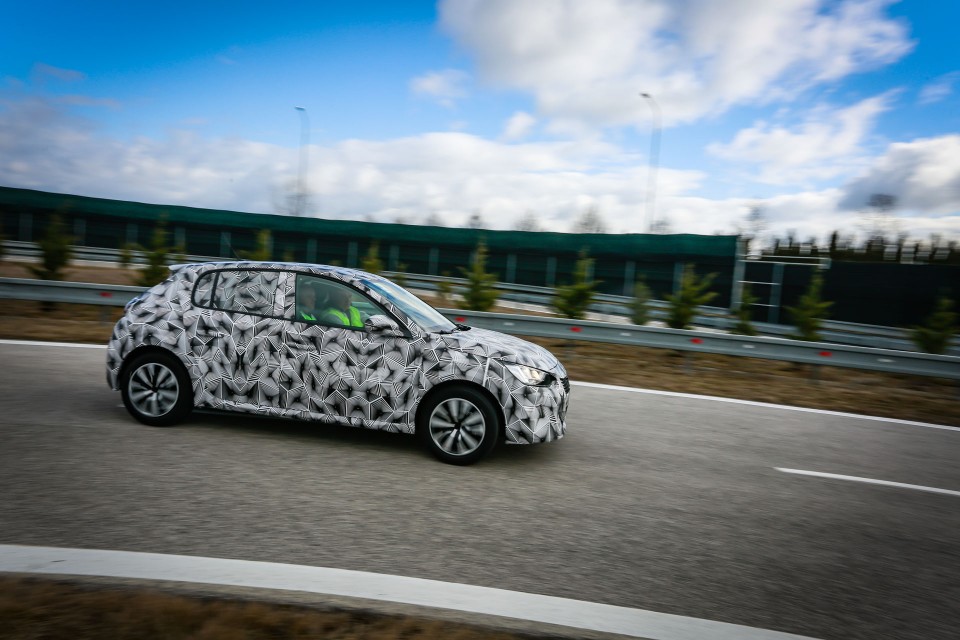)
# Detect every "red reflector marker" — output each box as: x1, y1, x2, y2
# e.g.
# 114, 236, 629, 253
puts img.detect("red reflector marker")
690, 338, 703, 344
570, 326, 582, 333
455, 316, 466, 323
819, 351, 832, 357
99, 292, 113, 298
